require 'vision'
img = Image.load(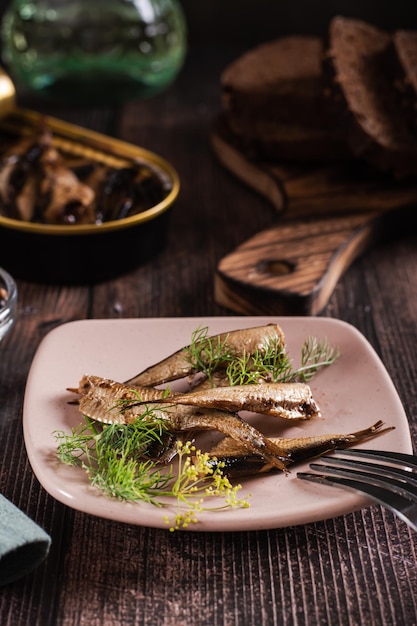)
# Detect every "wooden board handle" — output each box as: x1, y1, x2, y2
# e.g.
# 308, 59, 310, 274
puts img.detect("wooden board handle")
215, 209, 412, 315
